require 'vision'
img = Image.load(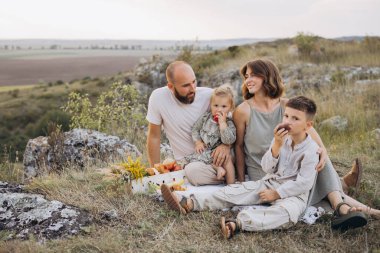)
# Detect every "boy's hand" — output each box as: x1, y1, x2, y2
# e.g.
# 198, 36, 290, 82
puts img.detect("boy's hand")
259, 189, 280, 203
195, 141, 206, 154
273, 123, 289, 146
271, 123, 289, 158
